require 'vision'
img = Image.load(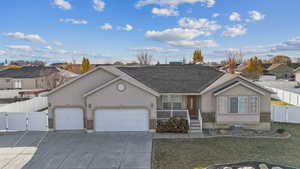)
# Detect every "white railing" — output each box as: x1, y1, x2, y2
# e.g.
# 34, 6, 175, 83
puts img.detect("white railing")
198, 109, 203, 132
186, 110, 191, 127
0, 97, 48, 113
0, 90, 21, 99
157, 109, 189, 120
